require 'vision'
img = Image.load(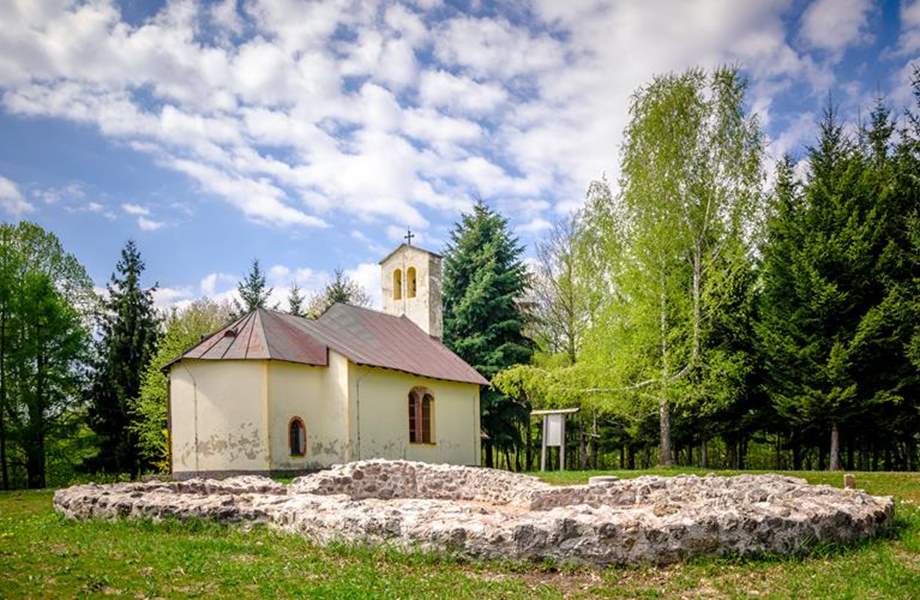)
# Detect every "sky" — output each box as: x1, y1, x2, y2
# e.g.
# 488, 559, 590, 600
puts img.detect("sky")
0, 0, 918, 310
